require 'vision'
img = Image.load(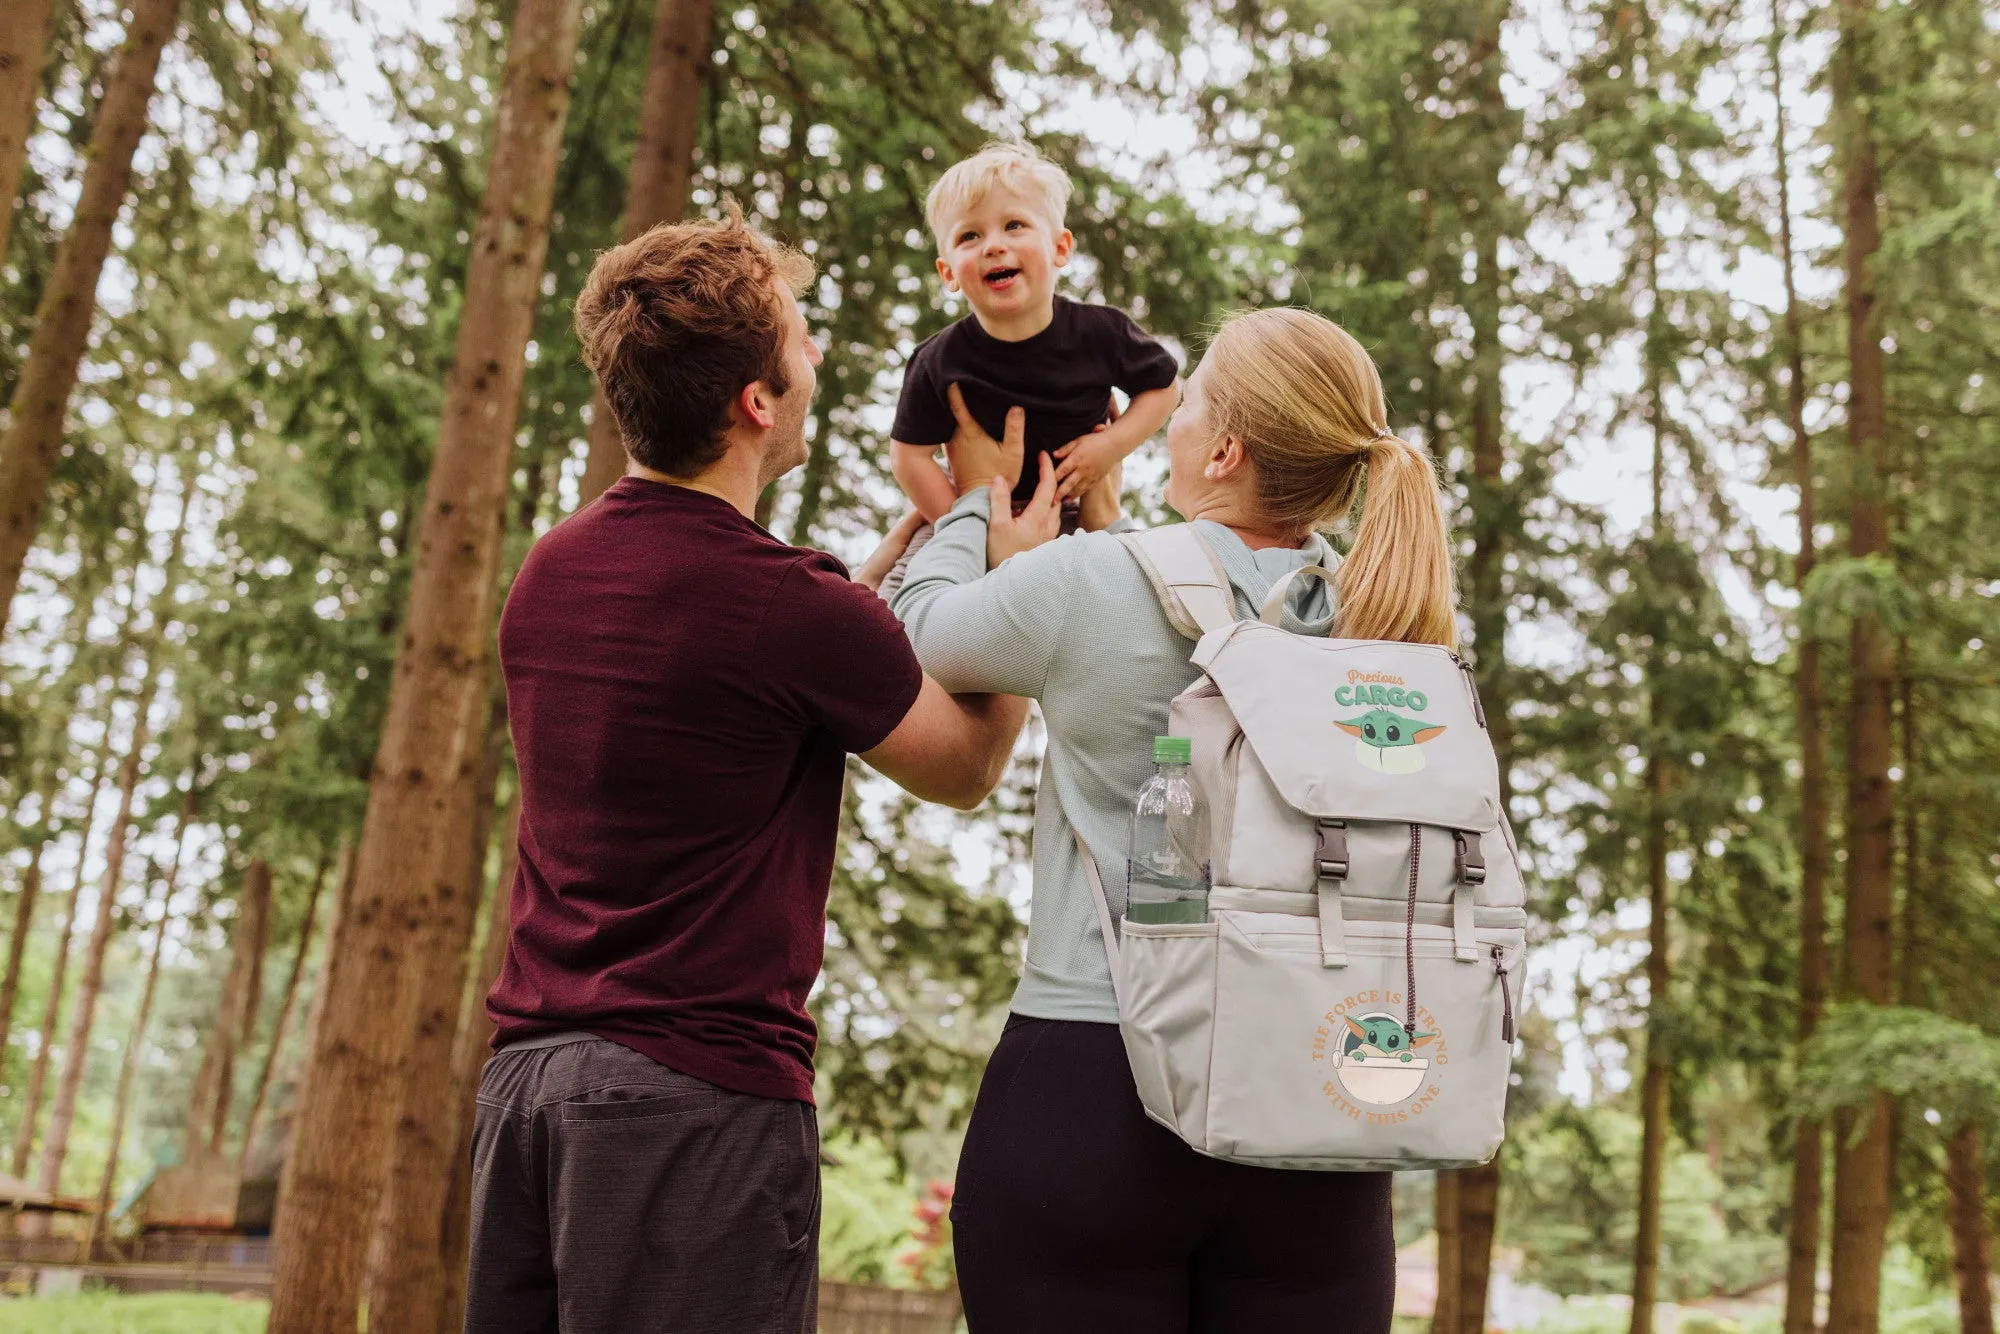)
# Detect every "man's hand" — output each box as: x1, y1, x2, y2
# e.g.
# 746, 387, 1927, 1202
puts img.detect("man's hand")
853, 510, 926, 592
986, 454, 1062, 568
943, 383, 1025, 497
